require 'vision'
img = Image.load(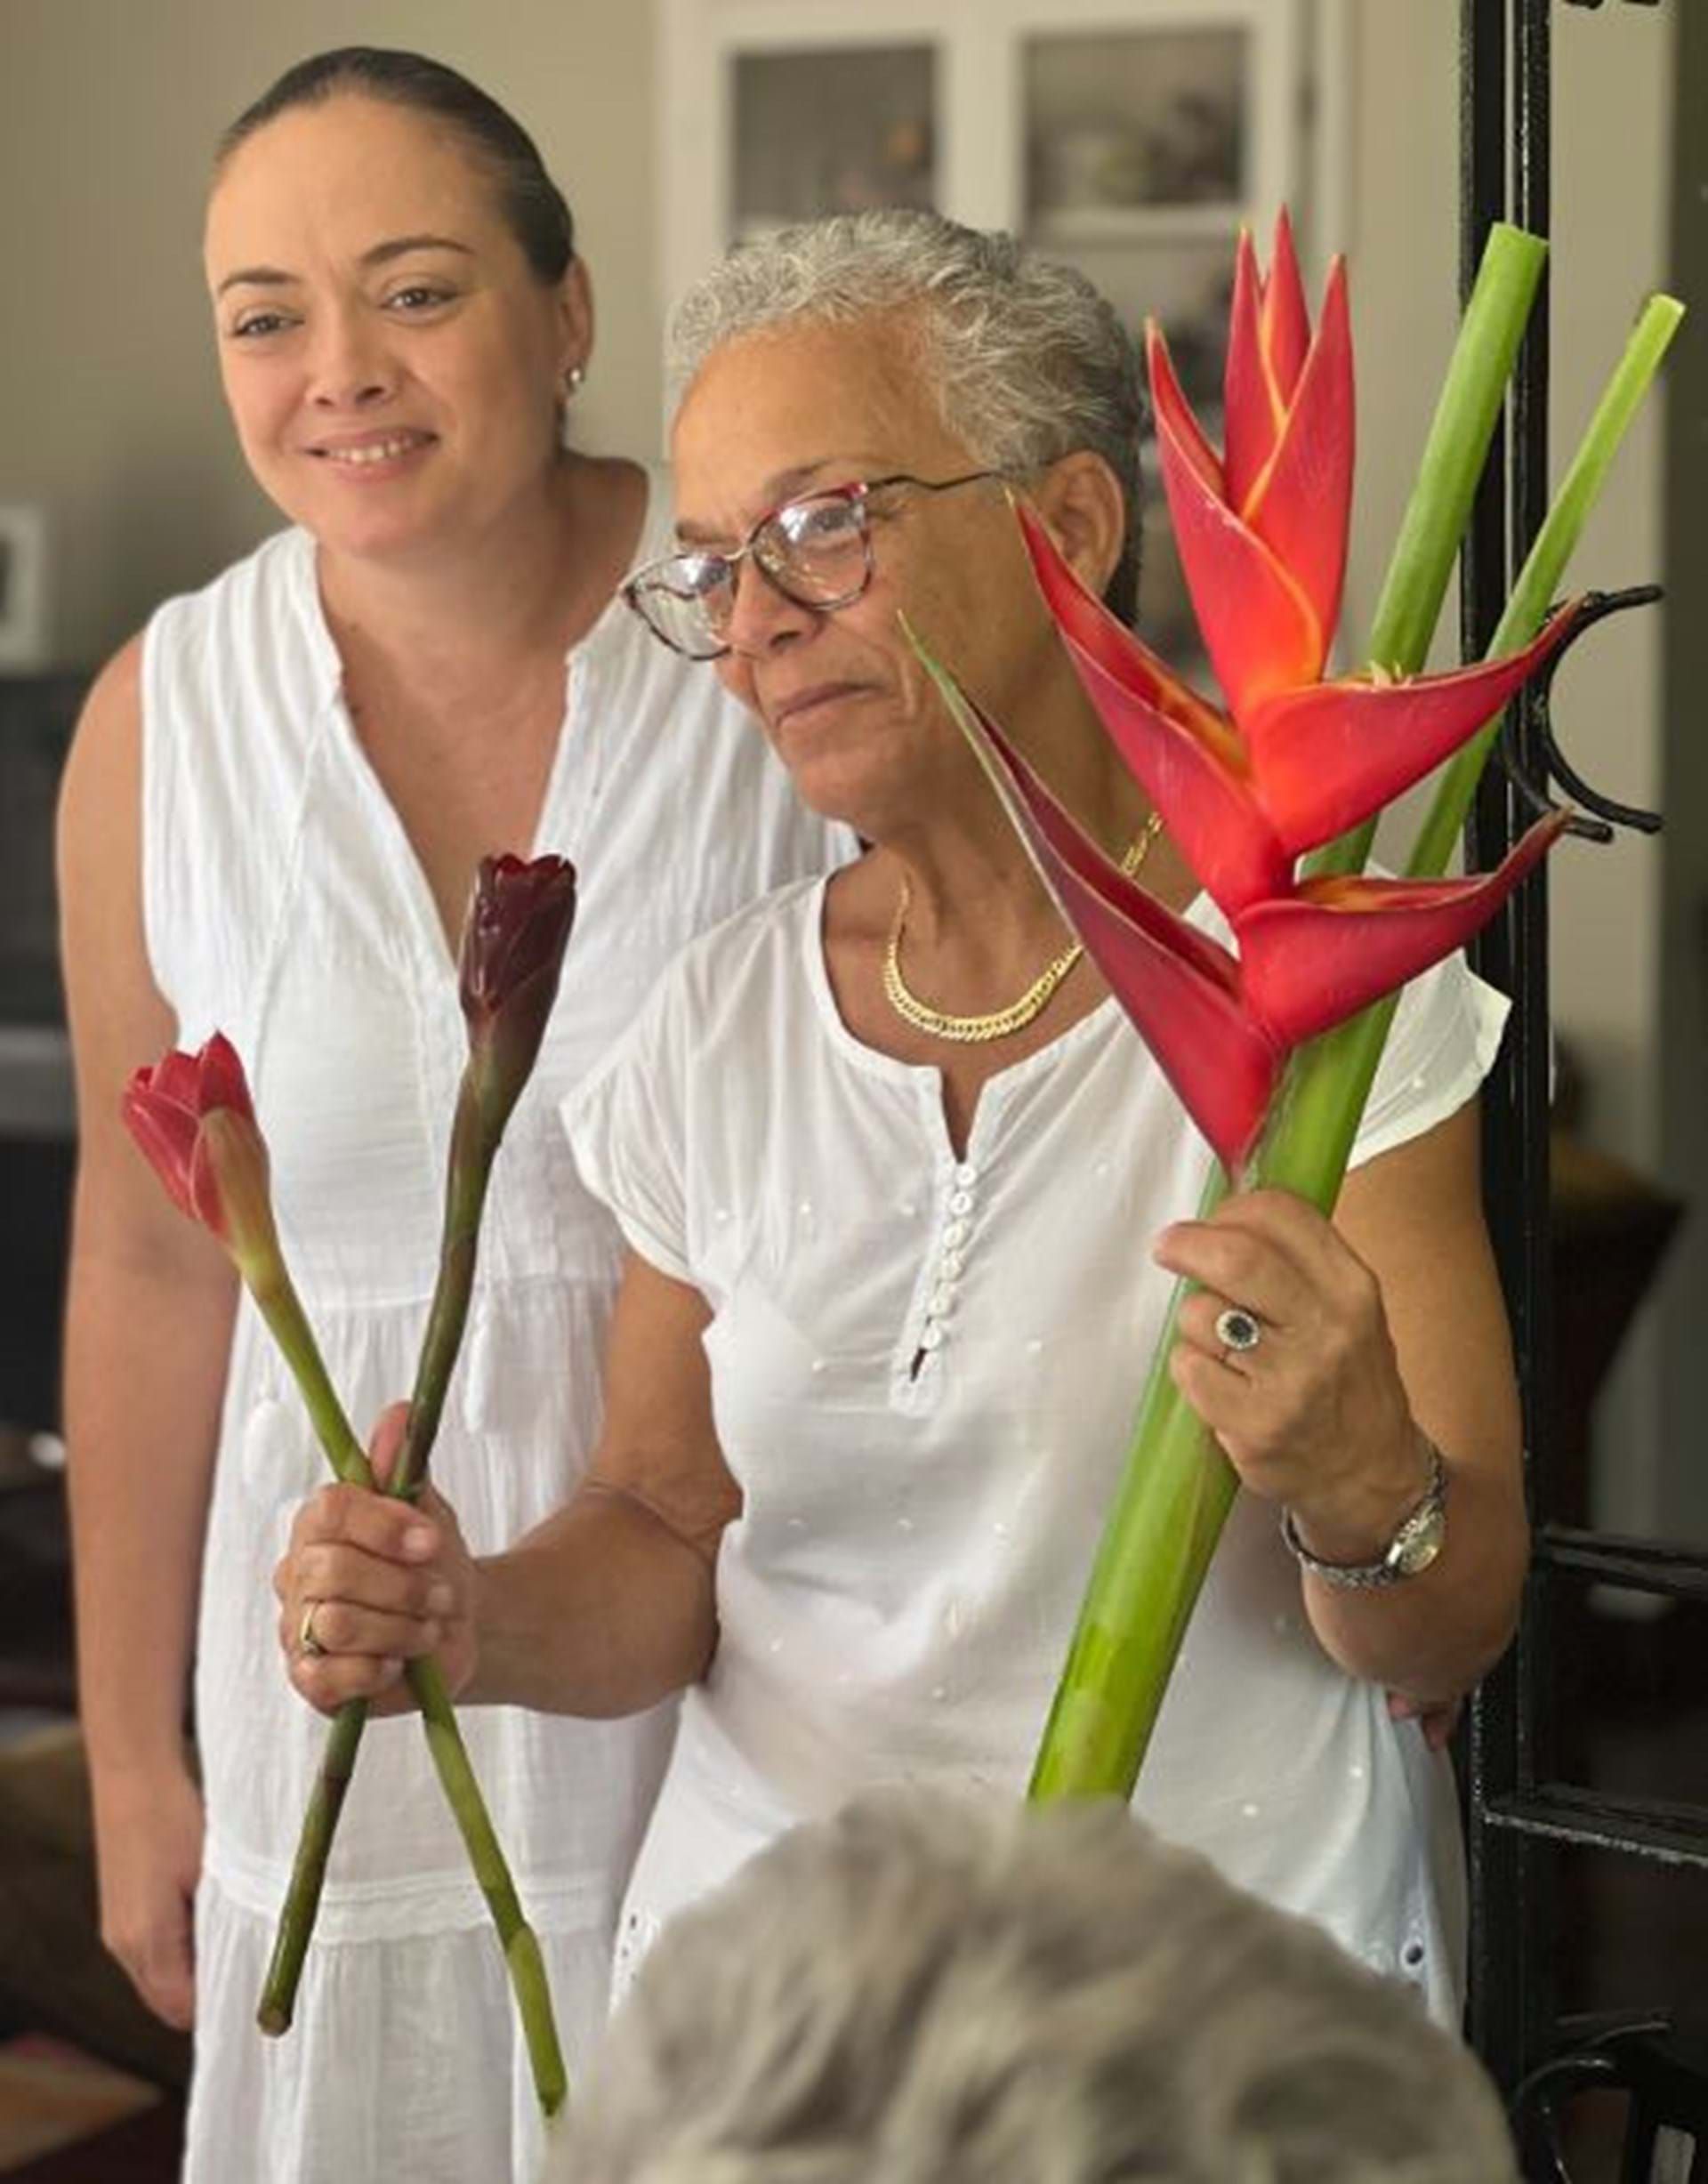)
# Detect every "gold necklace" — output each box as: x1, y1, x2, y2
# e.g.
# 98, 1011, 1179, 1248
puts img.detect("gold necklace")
882, 810, 1163, 1044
